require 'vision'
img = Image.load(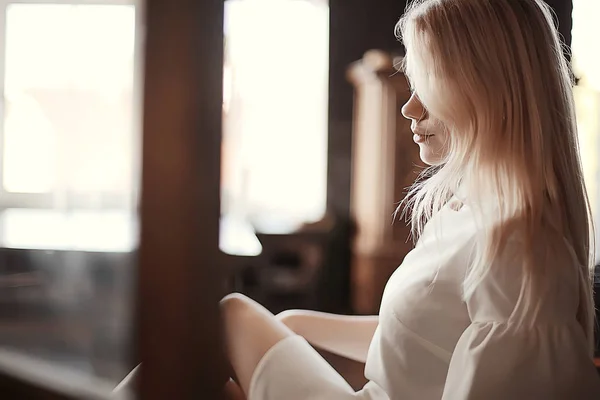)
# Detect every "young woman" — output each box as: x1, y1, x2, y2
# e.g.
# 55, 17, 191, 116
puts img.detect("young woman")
221, 0, 600, 398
